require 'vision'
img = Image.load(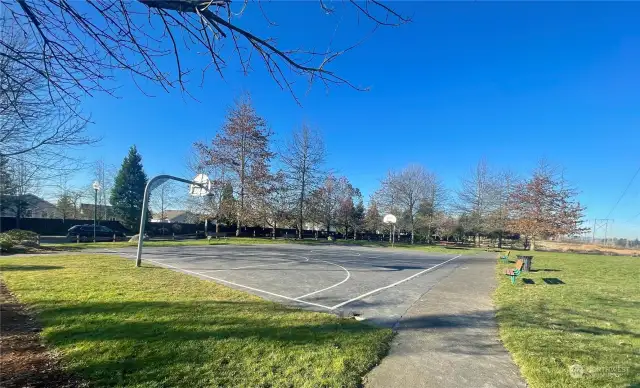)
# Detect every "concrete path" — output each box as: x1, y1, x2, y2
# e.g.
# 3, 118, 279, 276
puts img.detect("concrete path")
364, 254, 526, 388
